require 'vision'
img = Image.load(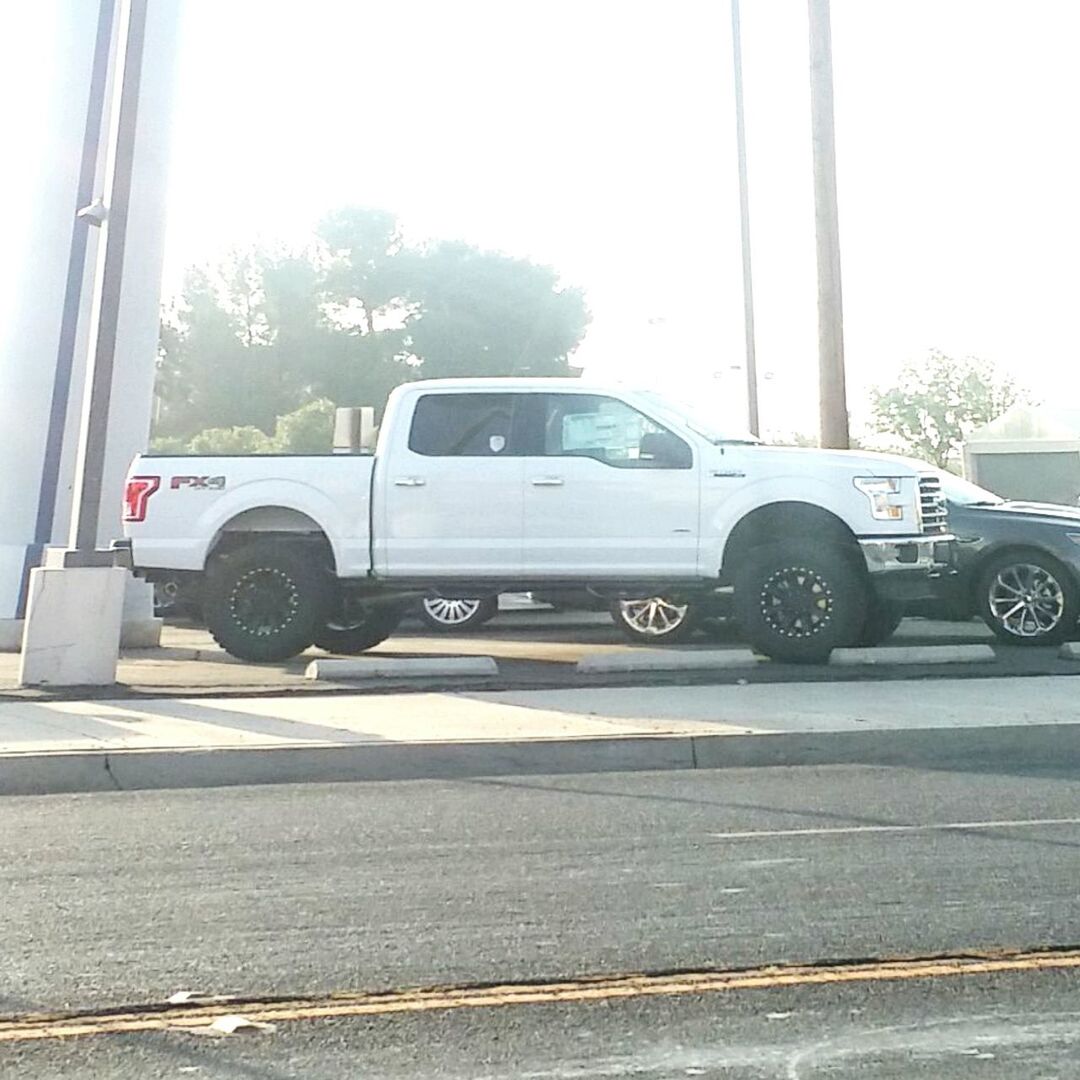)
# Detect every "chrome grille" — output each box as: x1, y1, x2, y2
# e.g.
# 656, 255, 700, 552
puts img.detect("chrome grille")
918, 474, 948, 534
